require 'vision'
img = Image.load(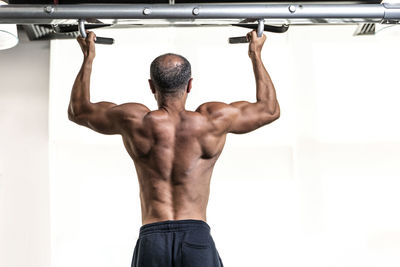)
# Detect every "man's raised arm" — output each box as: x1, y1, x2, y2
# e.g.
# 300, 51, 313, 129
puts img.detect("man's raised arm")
197, 30, 280, 135
67, 31, 149, 135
